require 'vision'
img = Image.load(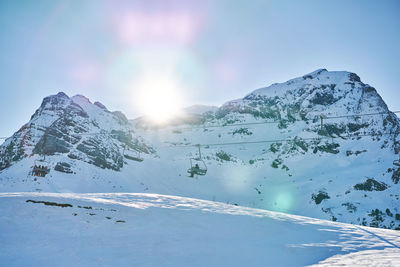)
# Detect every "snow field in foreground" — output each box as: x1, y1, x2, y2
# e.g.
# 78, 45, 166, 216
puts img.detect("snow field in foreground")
0, 192, 400, 267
